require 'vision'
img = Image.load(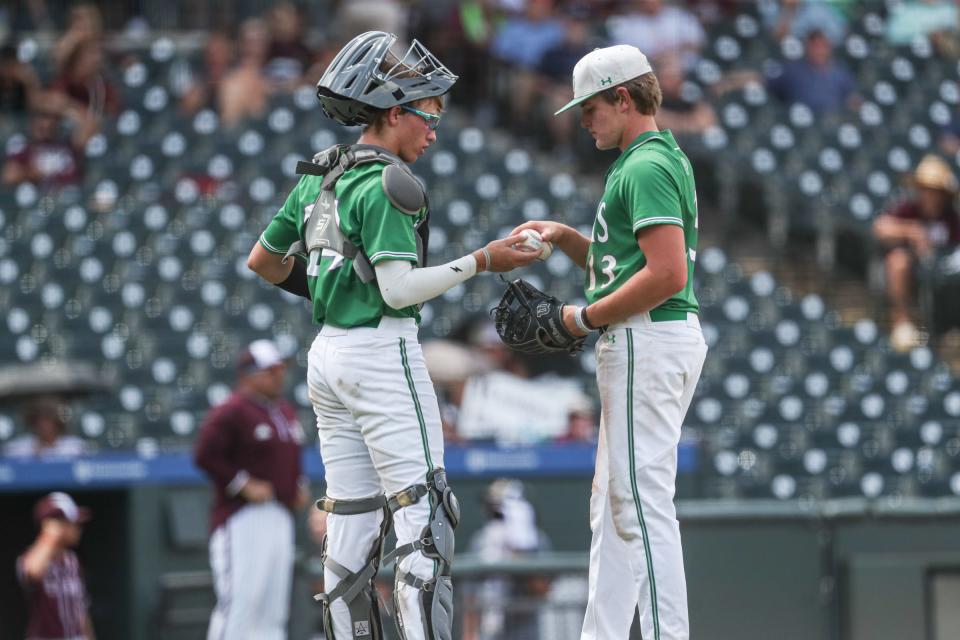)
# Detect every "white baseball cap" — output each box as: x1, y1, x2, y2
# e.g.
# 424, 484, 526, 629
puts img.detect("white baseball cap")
34, 492, 92, 524
237, 339, 286, 374
554, 44, 653, 115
